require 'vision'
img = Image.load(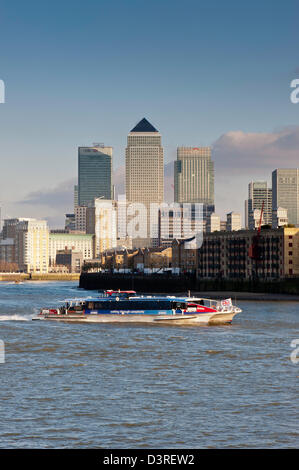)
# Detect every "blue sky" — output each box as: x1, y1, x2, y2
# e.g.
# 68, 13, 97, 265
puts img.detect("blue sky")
0, 0, 298, 225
